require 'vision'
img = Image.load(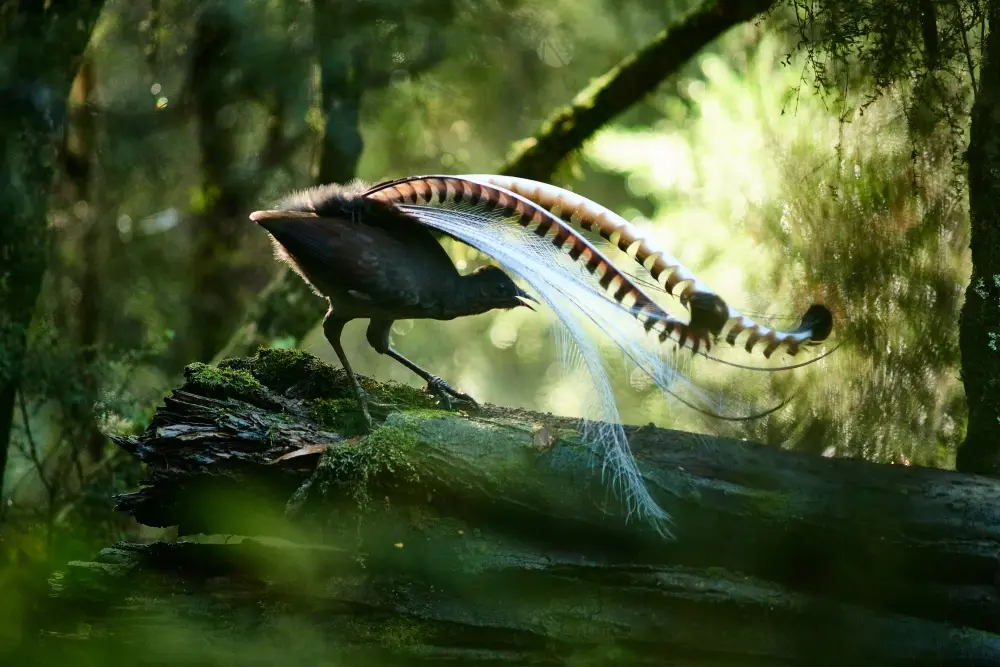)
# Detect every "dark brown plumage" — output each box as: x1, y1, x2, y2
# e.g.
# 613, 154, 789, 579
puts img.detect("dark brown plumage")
251, 181, 535, 427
